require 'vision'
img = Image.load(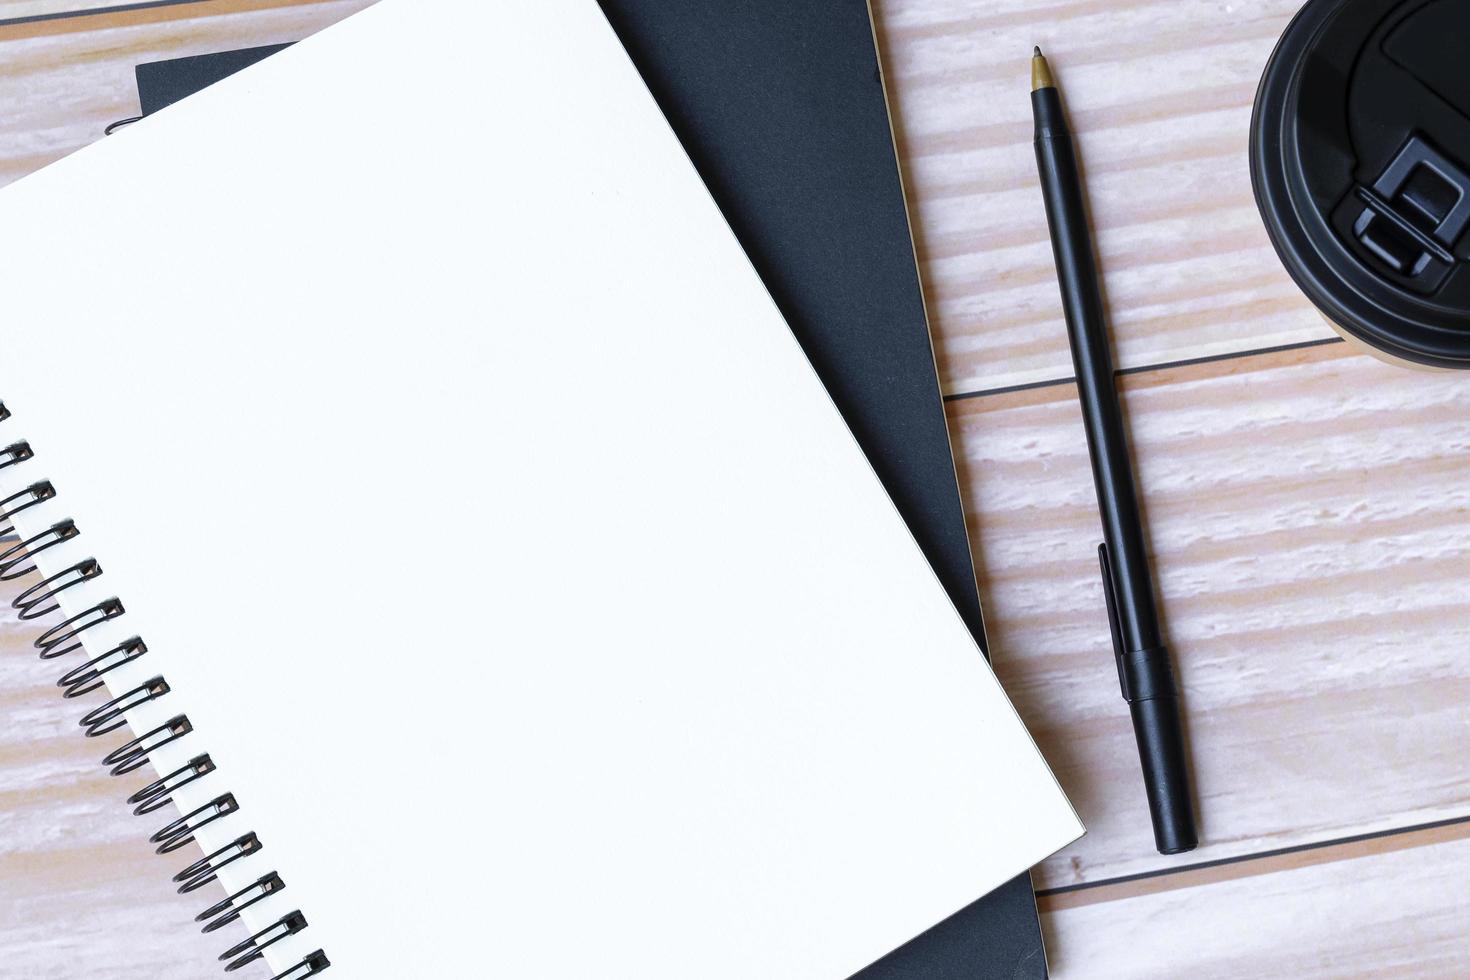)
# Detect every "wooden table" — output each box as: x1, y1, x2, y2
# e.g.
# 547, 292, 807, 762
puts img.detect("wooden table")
2, 1, 1467, 976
